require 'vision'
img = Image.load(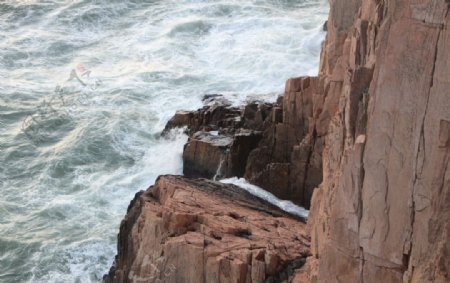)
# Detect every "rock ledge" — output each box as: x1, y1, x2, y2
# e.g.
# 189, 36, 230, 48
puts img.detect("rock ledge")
104, 175, 310, 283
